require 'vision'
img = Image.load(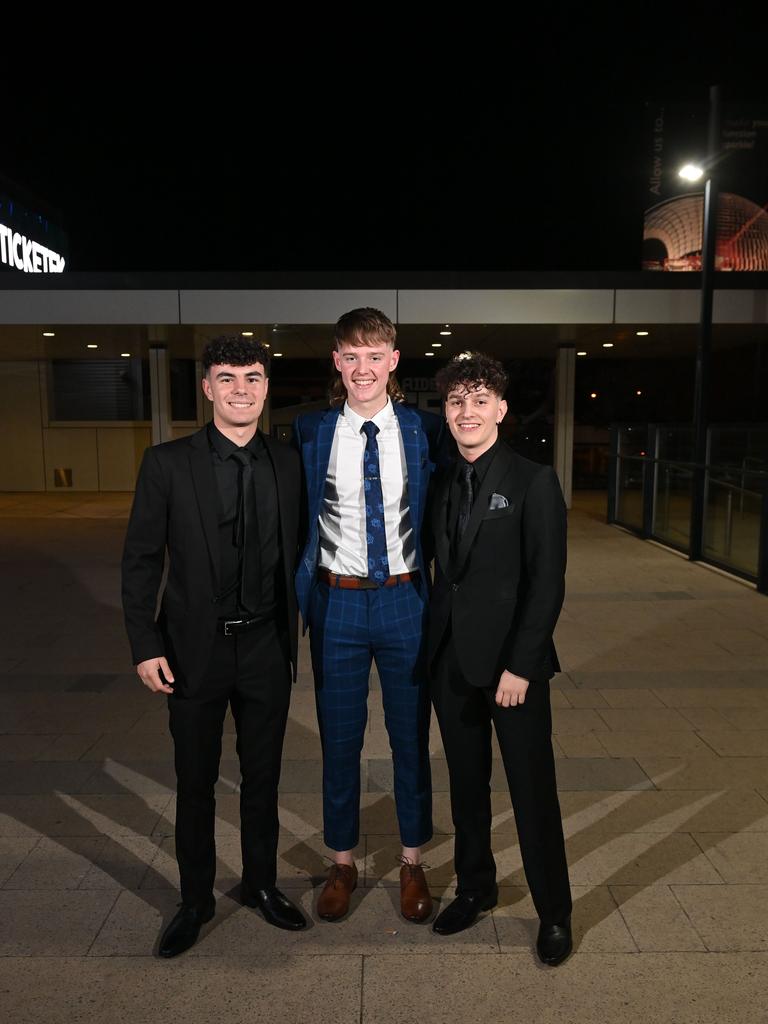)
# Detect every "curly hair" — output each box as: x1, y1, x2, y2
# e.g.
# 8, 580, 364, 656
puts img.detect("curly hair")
329, 307, 405, 406
434, 351, 509, 399
202, 336, 271, 377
